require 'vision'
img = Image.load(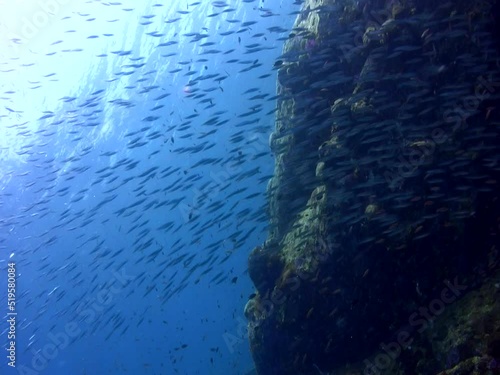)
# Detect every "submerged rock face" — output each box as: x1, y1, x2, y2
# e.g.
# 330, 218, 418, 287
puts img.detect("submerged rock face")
247, 0, 500, 374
